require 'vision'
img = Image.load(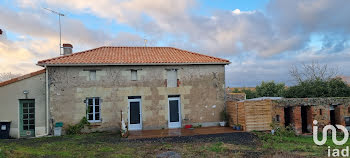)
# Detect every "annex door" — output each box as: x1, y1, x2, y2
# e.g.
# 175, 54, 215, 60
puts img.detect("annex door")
19, 100, 35, 137
128, 98, 142, 130
168, 97, 181, 128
